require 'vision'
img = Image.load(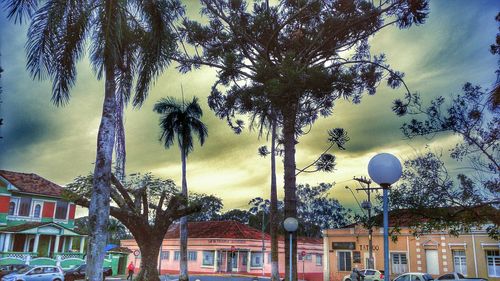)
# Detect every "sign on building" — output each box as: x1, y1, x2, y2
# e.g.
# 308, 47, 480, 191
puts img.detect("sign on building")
332, 242, 356, 250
